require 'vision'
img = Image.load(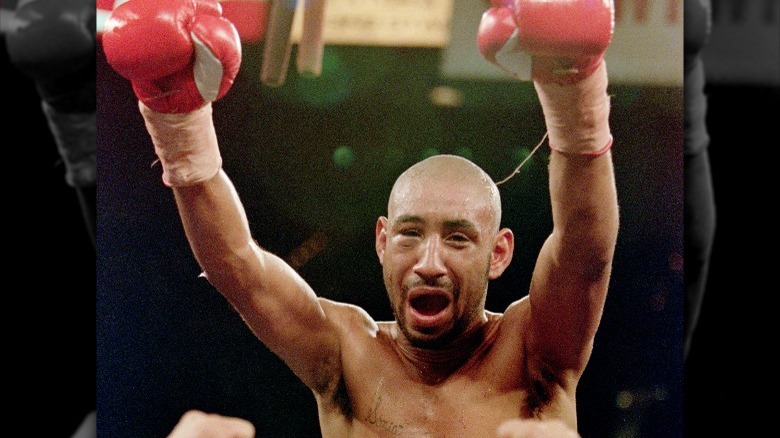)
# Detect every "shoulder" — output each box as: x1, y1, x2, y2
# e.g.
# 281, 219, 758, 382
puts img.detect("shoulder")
314, 299, 382, 419
499, 296, 531, 329
491, 298, 579, 413
477, 297, 532, 354
319, 297, 379, 335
